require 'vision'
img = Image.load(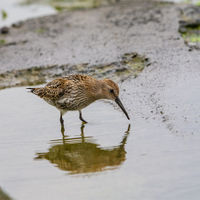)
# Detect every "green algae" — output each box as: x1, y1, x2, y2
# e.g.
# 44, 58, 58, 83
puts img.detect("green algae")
195, 0, 200, 6
1, 9, 8, 20
21, 0, 114, 11
35, 28, 46, 34
180, 26, 200, 48
179, 6, 200, 49
0, 40, 6, 45
182, 32, 200, 42
0, 52, 150, 90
